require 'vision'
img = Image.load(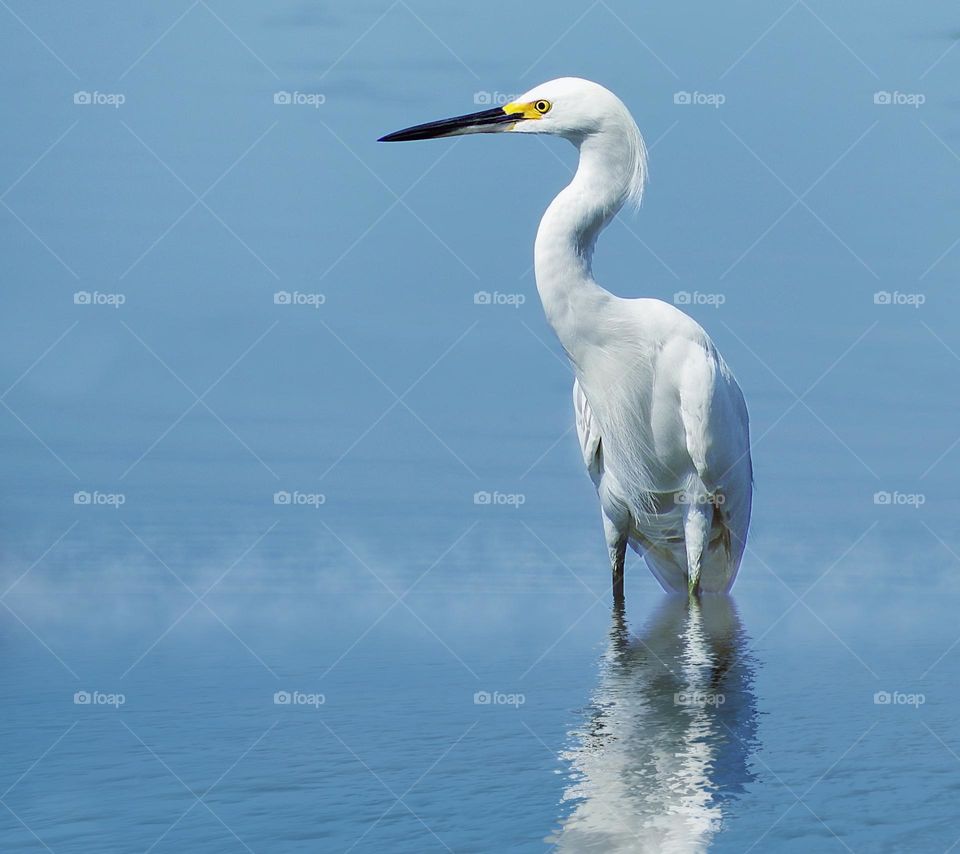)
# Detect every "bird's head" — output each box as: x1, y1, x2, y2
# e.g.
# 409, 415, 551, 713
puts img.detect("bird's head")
378, 77, 647, 206
378, 77, 636, 144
